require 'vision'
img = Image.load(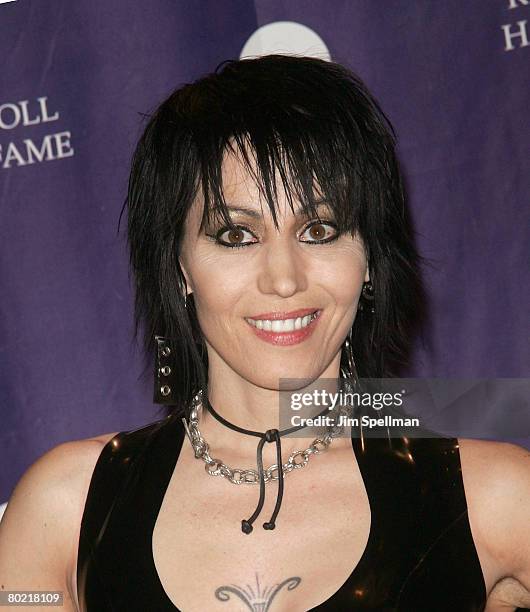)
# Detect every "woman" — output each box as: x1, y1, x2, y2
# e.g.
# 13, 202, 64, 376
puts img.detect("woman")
0, 55, 529, 611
